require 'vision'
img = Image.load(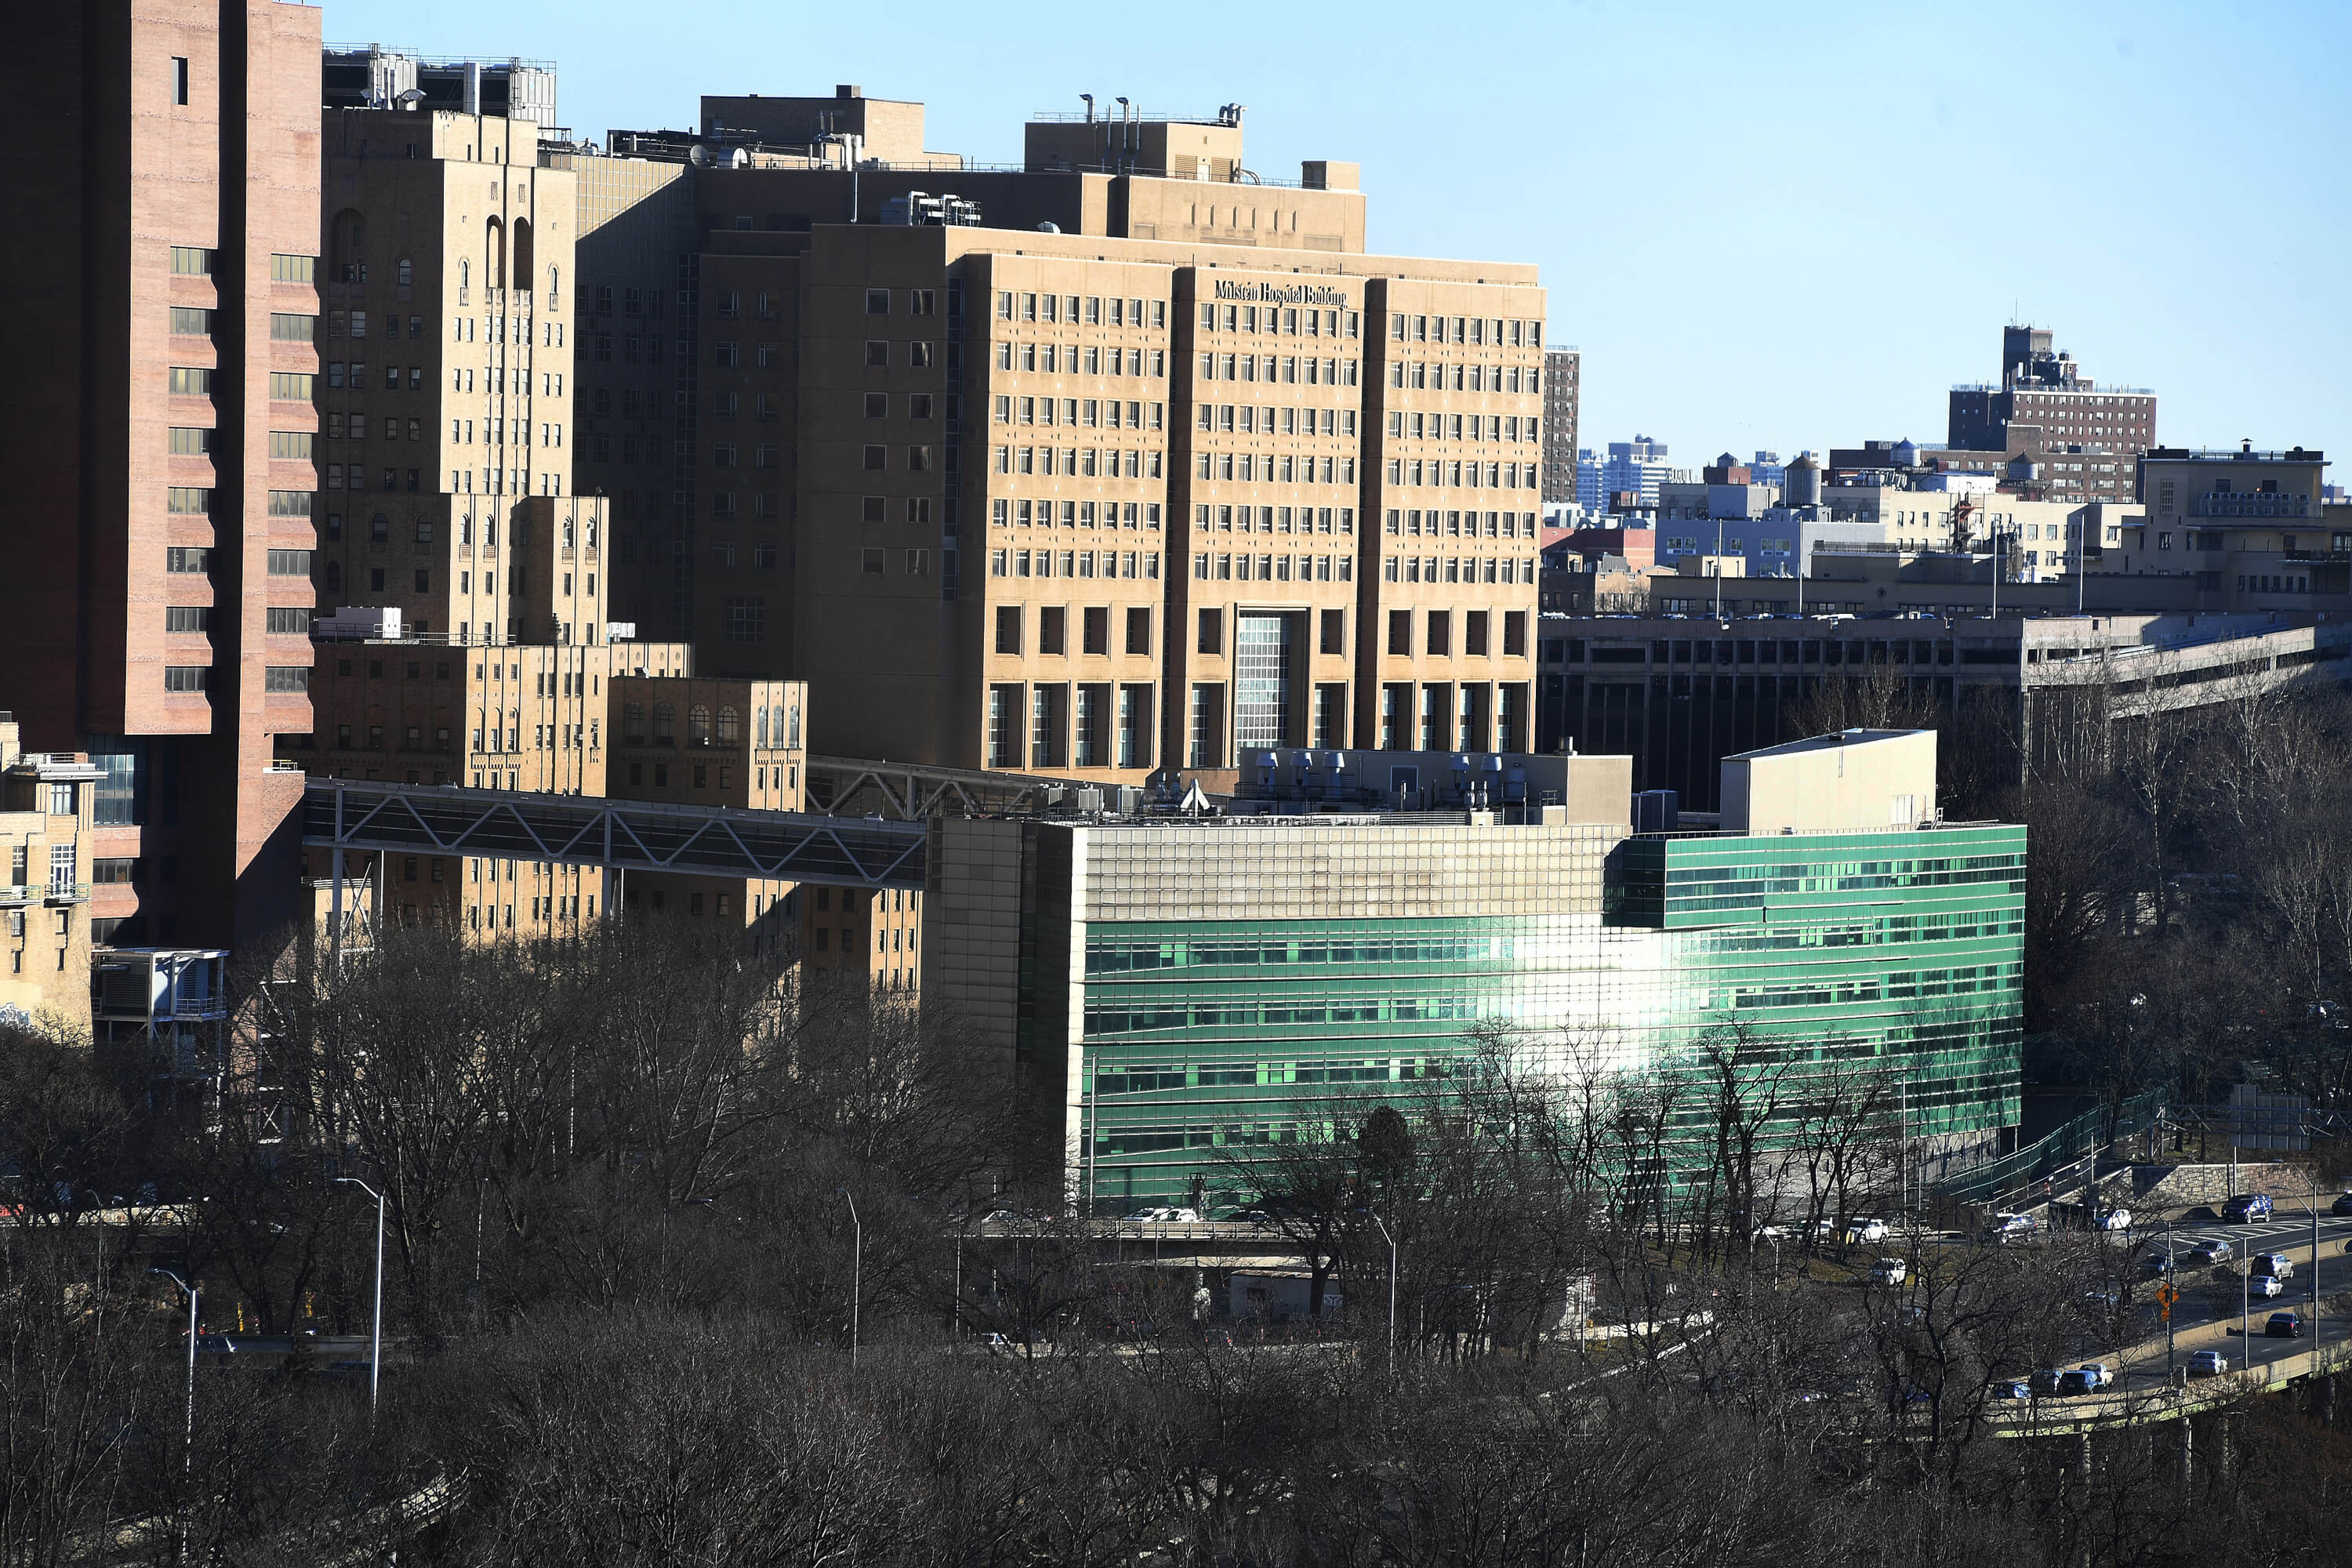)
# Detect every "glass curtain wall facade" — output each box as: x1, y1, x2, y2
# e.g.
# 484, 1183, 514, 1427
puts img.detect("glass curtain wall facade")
1053, 820, 2024, 1206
